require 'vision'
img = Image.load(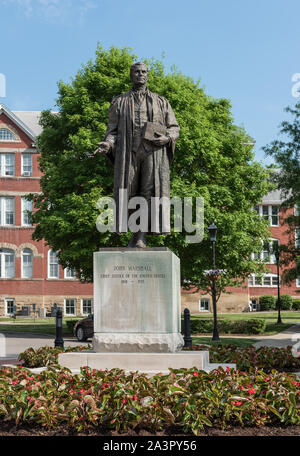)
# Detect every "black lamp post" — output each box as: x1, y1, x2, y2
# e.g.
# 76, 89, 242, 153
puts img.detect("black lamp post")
208, 222, 220, 341
274, 247, 282, 325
